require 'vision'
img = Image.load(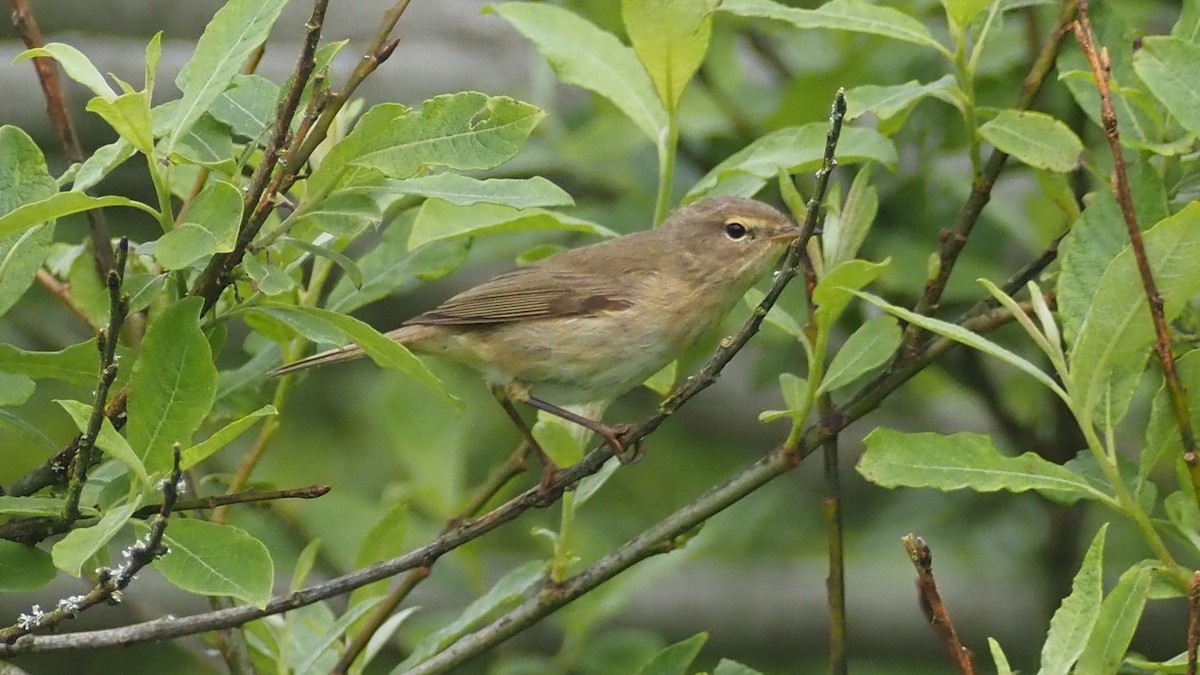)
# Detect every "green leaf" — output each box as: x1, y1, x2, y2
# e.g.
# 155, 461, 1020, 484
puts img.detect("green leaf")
533, 415, 584, 465
126, 298, 218, 474
52, 501, 139, 576
623, 0, 714, 113
1174, 0, 1200, 42
153, 519, 274, 607
408, 199, 615, 251
844, 76, 960, 124
0, 496, 70, 518
0, 340, 102, 386
181, 179, 240, 249
395, 560, 545, 671
1055, 191, 1127, 345
180, 405, 277, 470
171, 113, 234, 170
327, 226, 469, 315
1143, 351, 1200, 491
305, 102, 407, 196
713, 659, 765, 675
818, 315, 901, 394
0, 192, 157, 241
154, 224, 222, 269
822, 166, 878, 268
487, 2, 667, 144
0, 409, 57, 453
384, 174, 574, 209
1069, 203, 1200, 427
942, 0, 993, 28
720, 0, 950, 56
73, 139, 136, 193
0, 373, 34, 406
14, 44, 116, 100
56, 399, 149, 485
0, 126, 57, 319
209, 73, 279, 140
743, 288, 803, 339
87, 92, 154, 156
241, 303, 459, 408
635, 632, 707, 675
643, 360, 677, 397
291, 190, 380, 237
687, 124, 897, 200
1038, 524, 1107, 675
1133, 37, 1200, 137
813, 259, 889, 332
1075, 562, 1153, 674
858, 429, 1112, 504
978, 110, 1083, 173
352, 92, 544, 180
989, 638, 1014, 675
282, 238, 363, 289
168, 0, 288, 152
243, 253, 296, 295
0, 540, 55, 591
758, 372, 808, 423
854, 289, 1068, 400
